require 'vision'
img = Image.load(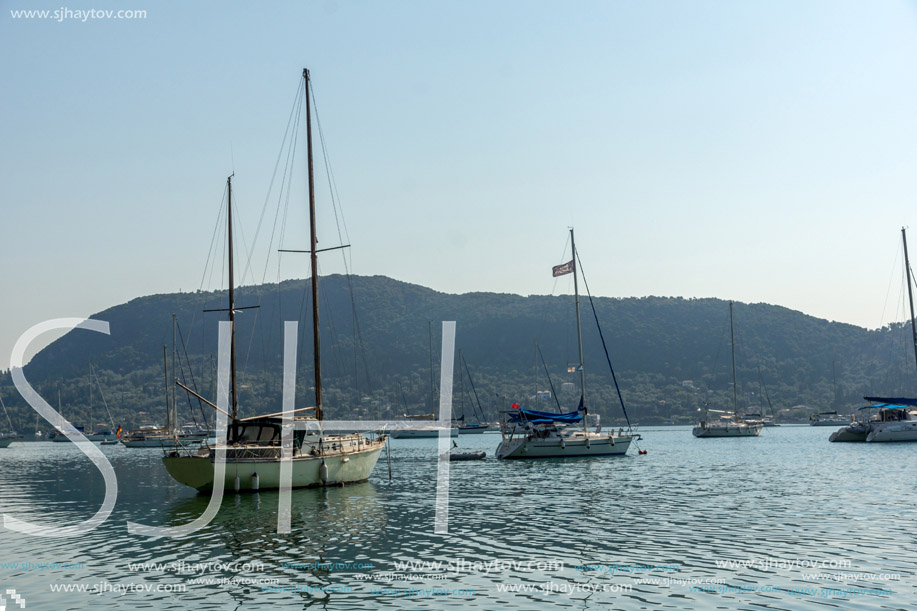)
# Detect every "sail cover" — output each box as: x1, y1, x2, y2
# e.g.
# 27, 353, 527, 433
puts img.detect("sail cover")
864, 396, 917, 407
508, 408, 582, 424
